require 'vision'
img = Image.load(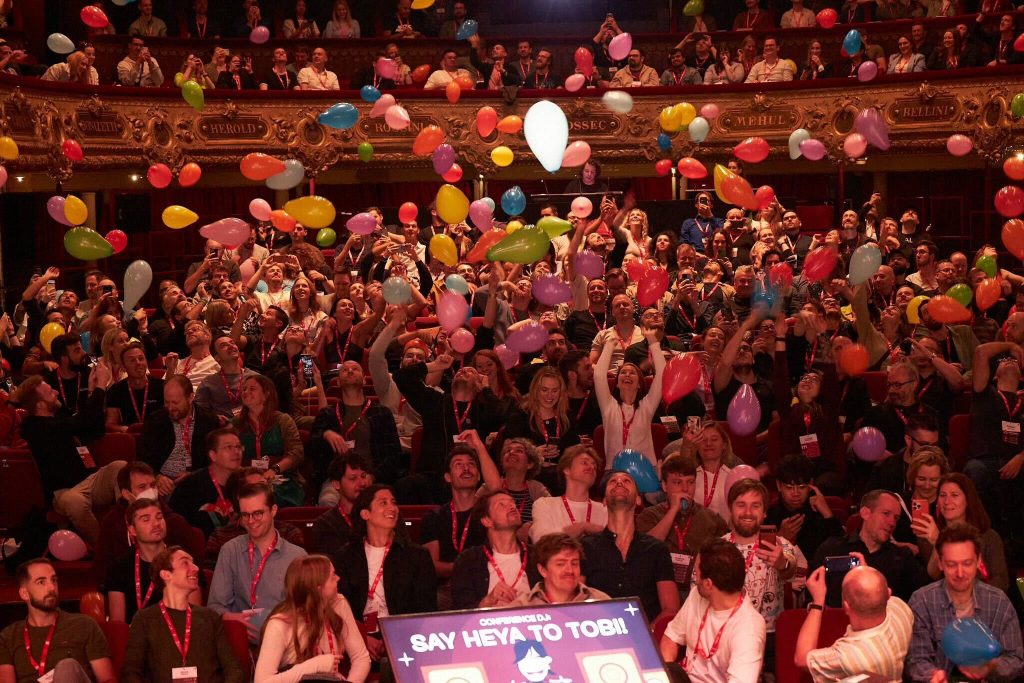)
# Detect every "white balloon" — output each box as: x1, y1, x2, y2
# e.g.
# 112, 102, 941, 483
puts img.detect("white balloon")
123, 260, 153, 311
688, 116, 710, 144
601, 90, 634, 114
788, 128, 810, 160
524, 100, 568, 174
46, 33, 75, 55
265, 159, 305, 190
